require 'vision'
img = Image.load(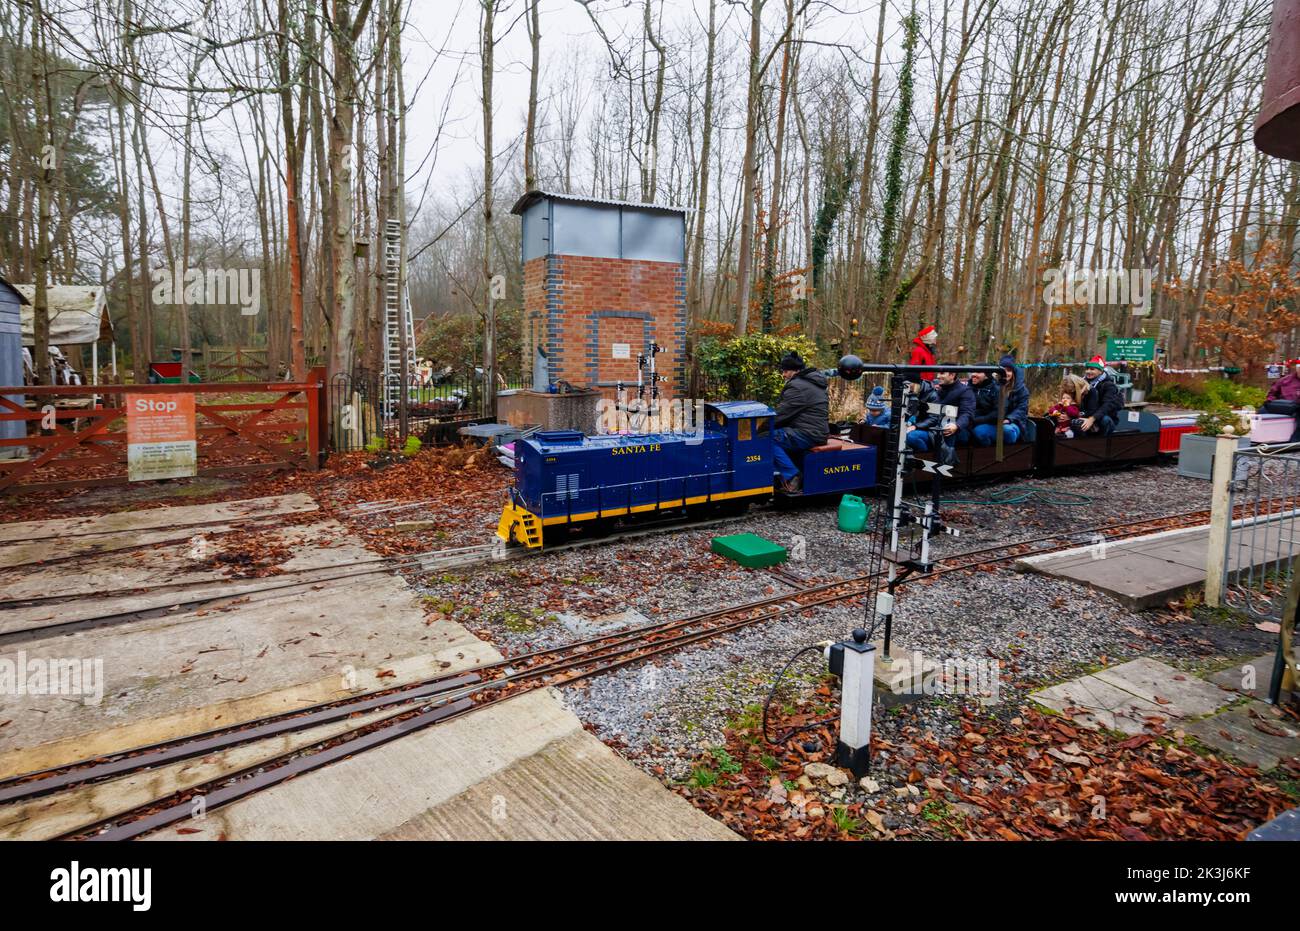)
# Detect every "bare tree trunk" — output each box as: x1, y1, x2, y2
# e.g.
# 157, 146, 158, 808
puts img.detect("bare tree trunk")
734, 0, 764, 333
759, 0, 796, 332
308, 0, 335, 364
279, 0, 307, 379
109, 95, 146, 384
481, 0, 497, 415
524, 0, 541, 192
641, 0, 666, 201
845, 0, 888, 320
326, 0, 374, 383
30, 1, 51, 385
688, 0, 716, 332
177, 0, 216, 377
